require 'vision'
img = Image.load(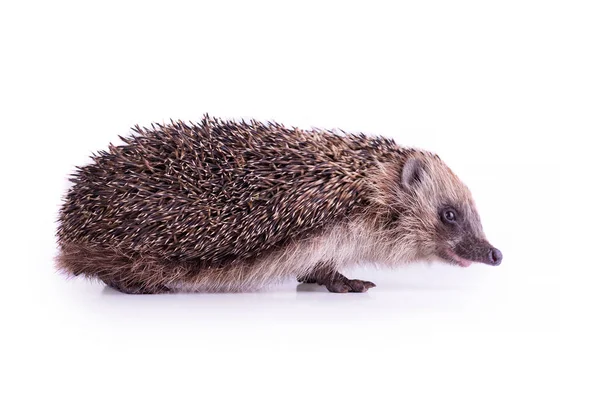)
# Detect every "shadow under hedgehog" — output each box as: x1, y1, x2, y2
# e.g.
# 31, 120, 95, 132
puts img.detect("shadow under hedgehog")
56, 115, 502, 294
